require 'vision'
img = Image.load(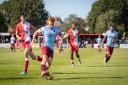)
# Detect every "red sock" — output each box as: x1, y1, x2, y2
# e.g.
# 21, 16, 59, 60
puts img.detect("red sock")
41, 64, 46, 72
71, 61, 74, 64
24, 59, 29, 73
78, 59, 81, 63
37, 56, 42, 62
